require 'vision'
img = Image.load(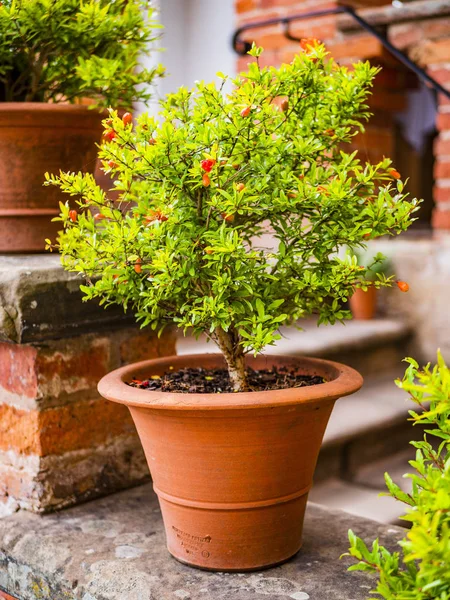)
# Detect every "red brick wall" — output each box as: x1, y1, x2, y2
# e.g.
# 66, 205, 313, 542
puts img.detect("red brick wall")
0, 591, 18, 600
0, 327, 176, 513
235, 0, 450, 230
